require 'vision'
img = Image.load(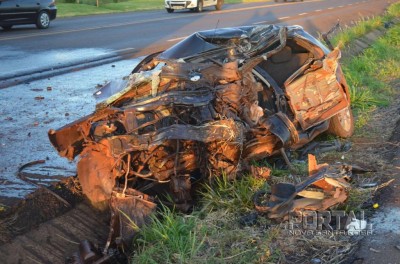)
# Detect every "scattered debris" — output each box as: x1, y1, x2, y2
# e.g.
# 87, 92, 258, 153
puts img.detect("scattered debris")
239, 211, 259, 226
31, 88, 44, 92
250, 165, 271, 179
369, 247, 381, 253
299, 139, 352, 158
47, 86, 53, 91
310, 258, 322, 264
34, 96, 45, 100
359, 182, 378, 188
254, 154, 351, 219
18, 160, 71, 208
